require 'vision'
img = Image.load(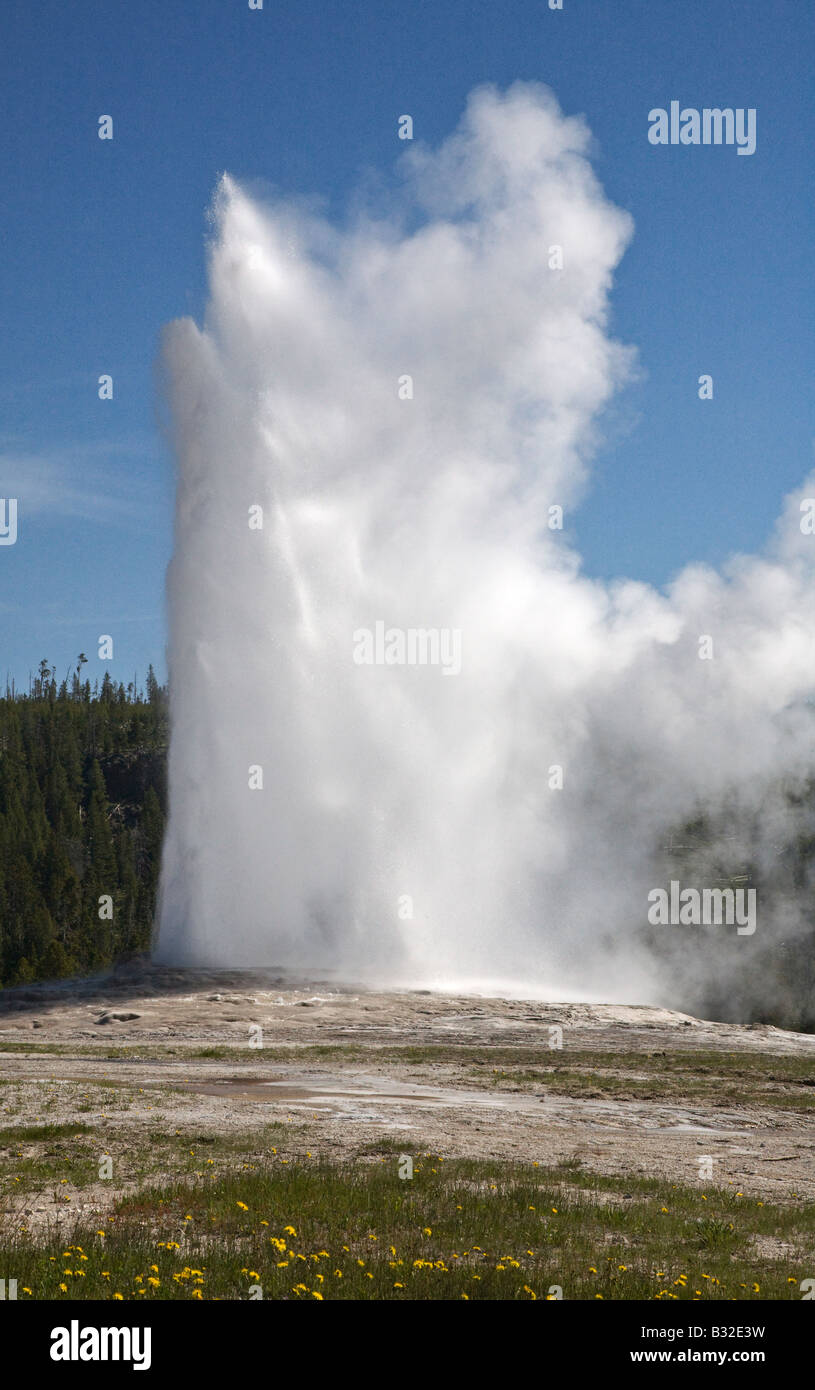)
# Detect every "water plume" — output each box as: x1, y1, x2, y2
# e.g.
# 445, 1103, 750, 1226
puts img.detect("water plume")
156, 84, 815, 1014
